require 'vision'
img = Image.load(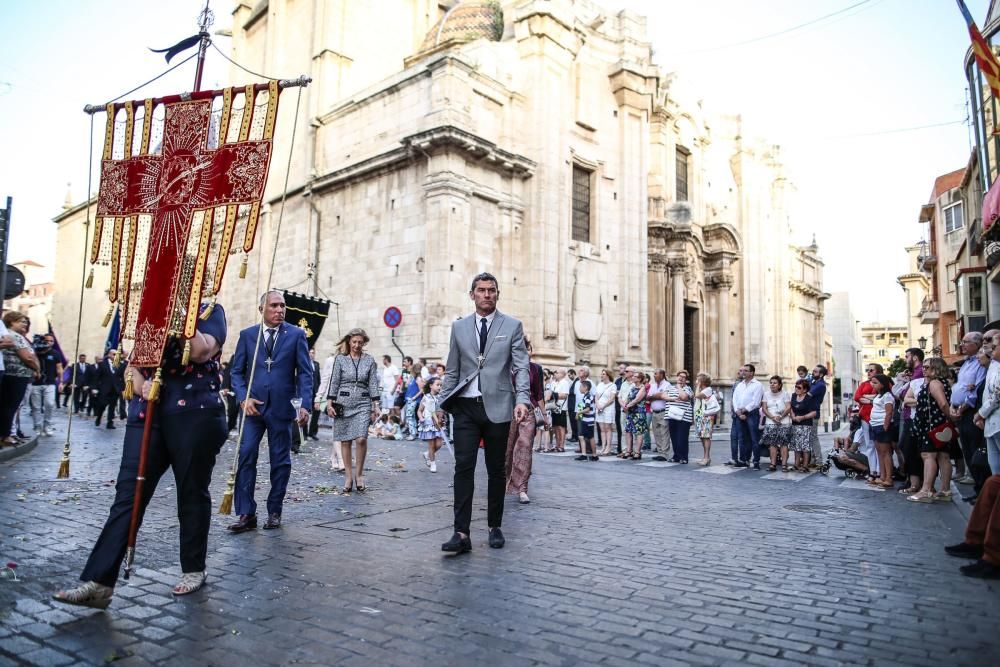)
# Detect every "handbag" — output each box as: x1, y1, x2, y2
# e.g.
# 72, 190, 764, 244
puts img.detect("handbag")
666, 403, 686, 421
927, 421, 957, 450
533, 407, 545, 424
703, 393, 721, 416
330, 402, 345, 418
